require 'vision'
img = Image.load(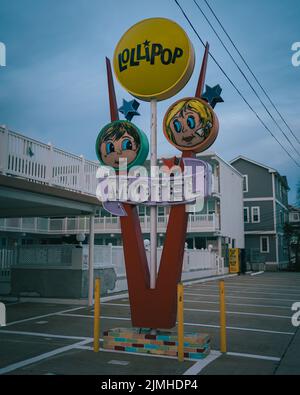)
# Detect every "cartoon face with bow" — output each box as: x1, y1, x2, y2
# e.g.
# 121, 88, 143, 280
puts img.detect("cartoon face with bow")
163, 97, 219, 153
